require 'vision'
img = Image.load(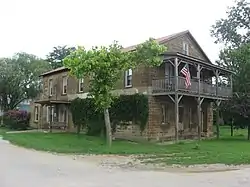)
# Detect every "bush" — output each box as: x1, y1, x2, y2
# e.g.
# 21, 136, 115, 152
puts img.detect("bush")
3, 110, 30, 130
